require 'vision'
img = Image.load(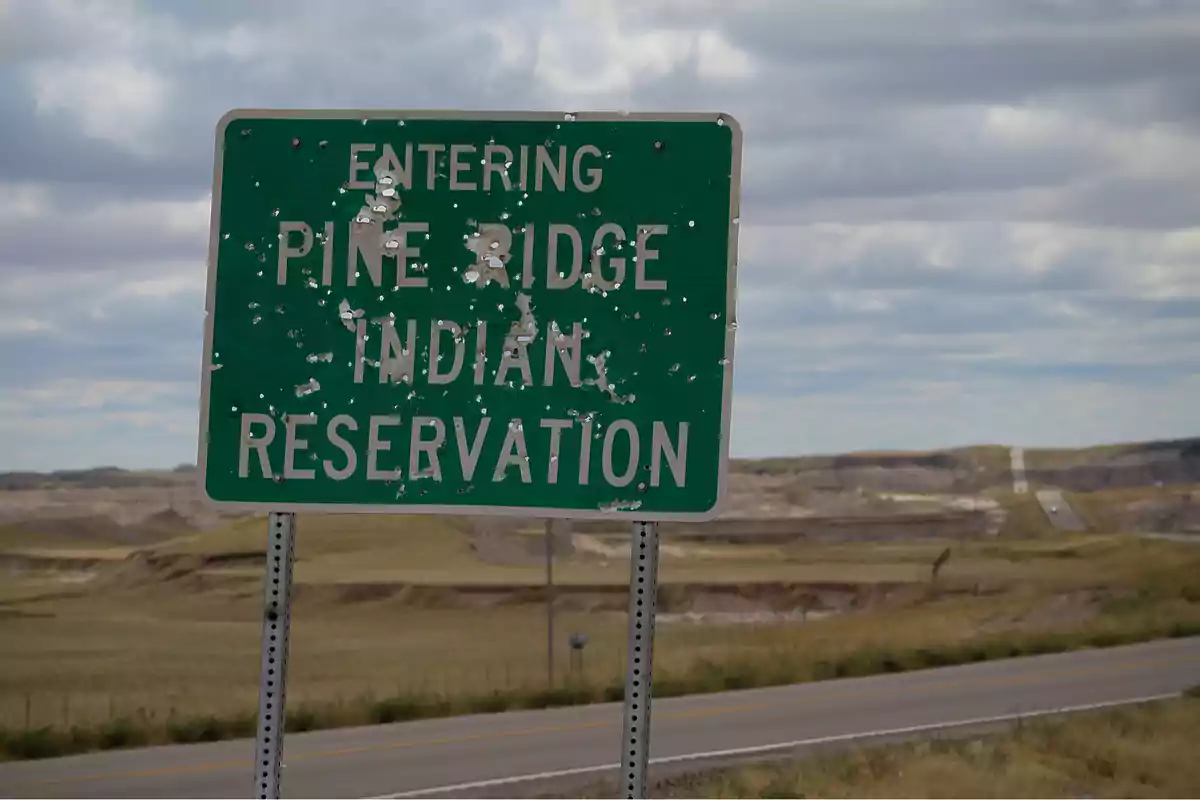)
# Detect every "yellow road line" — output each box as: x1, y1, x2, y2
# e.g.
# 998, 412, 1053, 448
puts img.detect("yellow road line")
16, 651, 1200, 789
